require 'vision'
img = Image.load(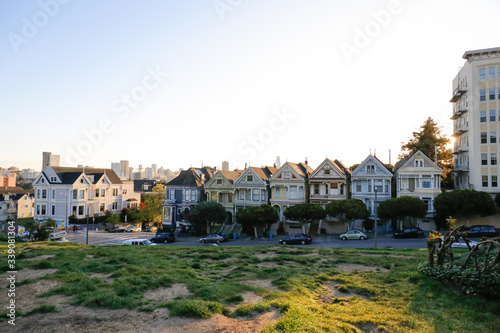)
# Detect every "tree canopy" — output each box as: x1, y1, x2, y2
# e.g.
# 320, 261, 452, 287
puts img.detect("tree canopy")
377, 196, 427, 229
190, 201, 227, 234
399, 117, 454, 189
283, 203, 326, 234
434, 189, 496, 229
236, 204, 279, 238
326, 199, 370, 222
